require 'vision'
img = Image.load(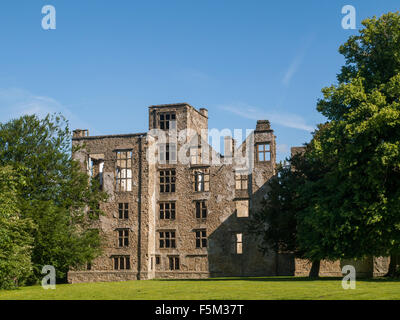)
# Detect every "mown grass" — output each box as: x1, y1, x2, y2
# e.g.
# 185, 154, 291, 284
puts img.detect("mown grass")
0, 277, 399, 300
